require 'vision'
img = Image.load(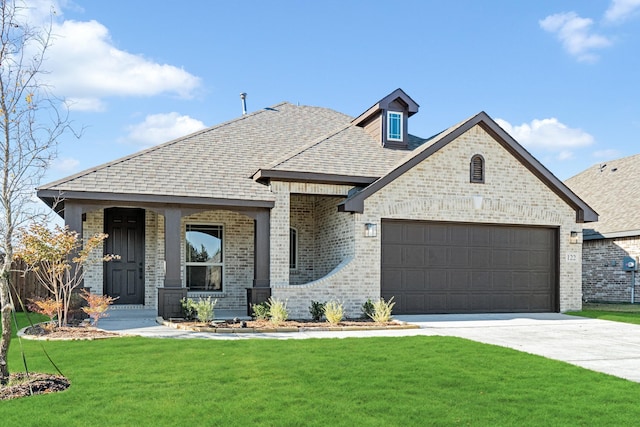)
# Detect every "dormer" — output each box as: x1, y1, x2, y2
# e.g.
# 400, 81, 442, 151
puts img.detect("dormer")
352, 88, 419, 149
